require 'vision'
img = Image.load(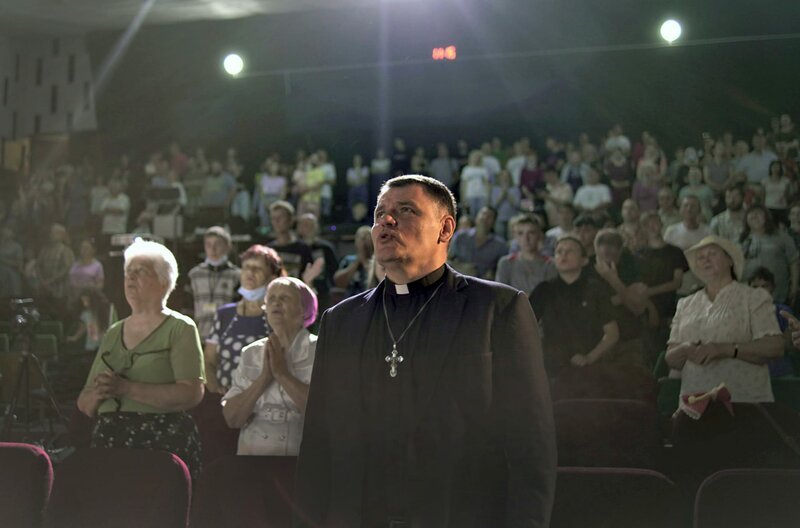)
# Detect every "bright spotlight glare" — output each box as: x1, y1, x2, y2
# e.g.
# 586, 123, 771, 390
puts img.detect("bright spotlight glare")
660, 19, 682, 44
223, 53, 244, 76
